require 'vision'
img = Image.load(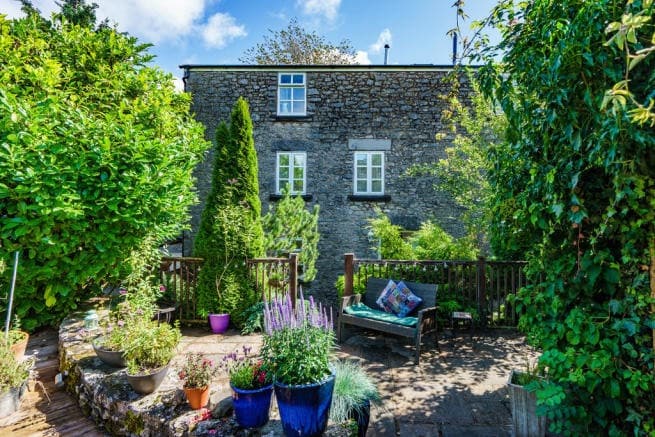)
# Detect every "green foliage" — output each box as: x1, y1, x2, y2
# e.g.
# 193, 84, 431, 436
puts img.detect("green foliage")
410, 221, 478, 260
240, 302, 265, 335
262, 185, 320, 282
262, 294, 335, 386
220, 346, 272, 390
410, 71, 507, 255
123, 318, 181, 374
478, 0, 655, 434
367, 210, 477, 261
0, 10, 209, 330
0, 343, 31, 393
366, 212, 413, 260
194, 98, 264, 326
240, 17, 357, 65
603, 0, 655, 126
330, 360, 381, 426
